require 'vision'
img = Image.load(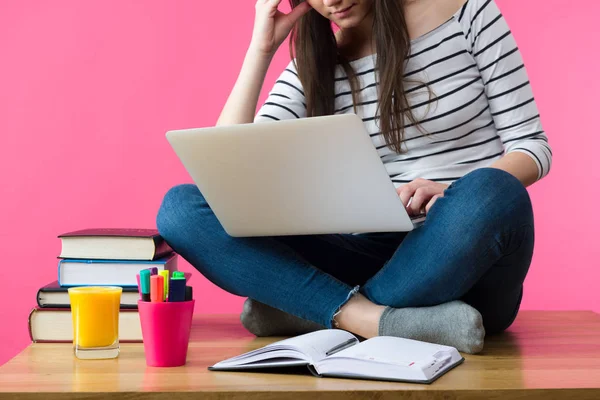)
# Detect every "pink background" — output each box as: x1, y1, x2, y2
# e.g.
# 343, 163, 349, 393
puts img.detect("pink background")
1, 0, 598, 366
